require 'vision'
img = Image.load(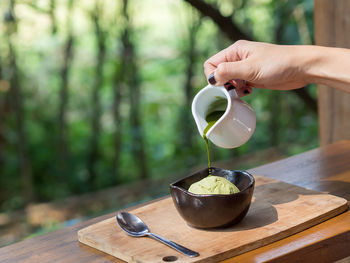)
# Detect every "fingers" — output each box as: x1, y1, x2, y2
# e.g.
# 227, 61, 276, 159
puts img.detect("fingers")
204, 40, 250, 80
236, 86, 253, 97
204, 40, 255, 94
224, 80, 253, 98
204, 48, 229, 78
207, 60, 253, 86
204, 44, 242, 79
